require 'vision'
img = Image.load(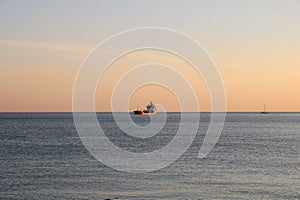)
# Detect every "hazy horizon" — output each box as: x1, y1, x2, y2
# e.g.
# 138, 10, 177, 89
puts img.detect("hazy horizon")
1, 0, 300, 112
